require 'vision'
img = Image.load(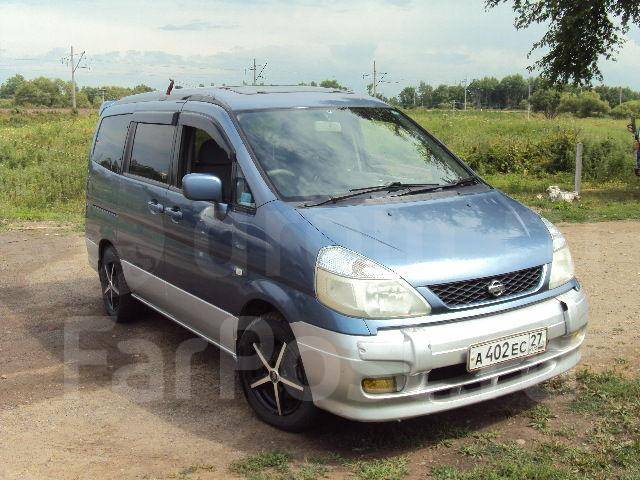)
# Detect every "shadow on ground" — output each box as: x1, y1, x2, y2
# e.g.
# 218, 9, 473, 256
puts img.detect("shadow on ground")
4, 274, 539, 461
